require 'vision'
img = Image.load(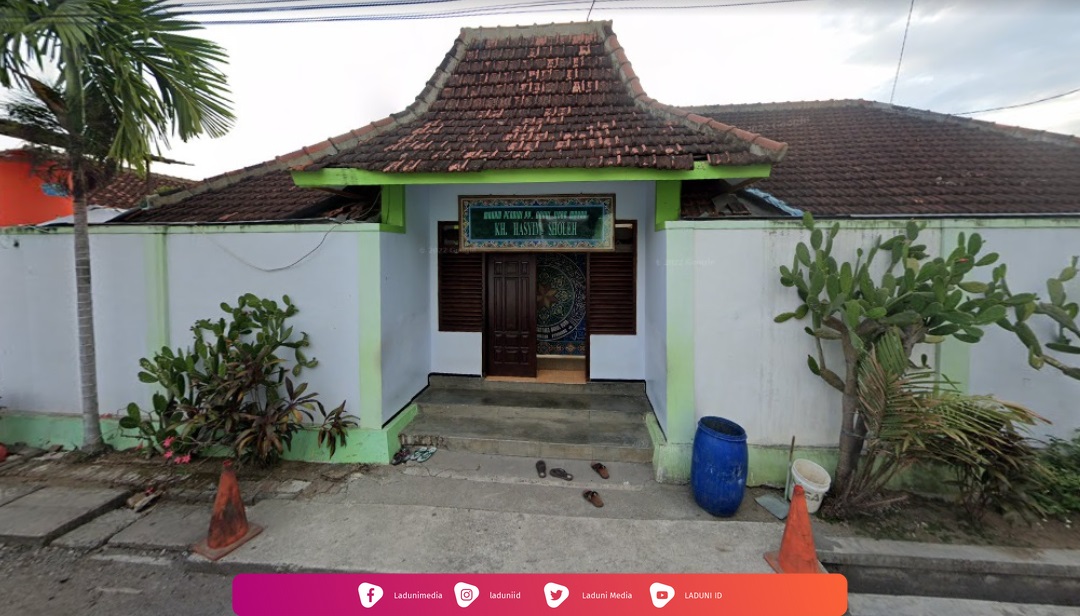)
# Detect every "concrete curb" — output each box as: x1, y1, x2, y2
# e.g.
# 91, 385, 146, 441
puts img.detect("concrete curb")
817, 535, 1080, 607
